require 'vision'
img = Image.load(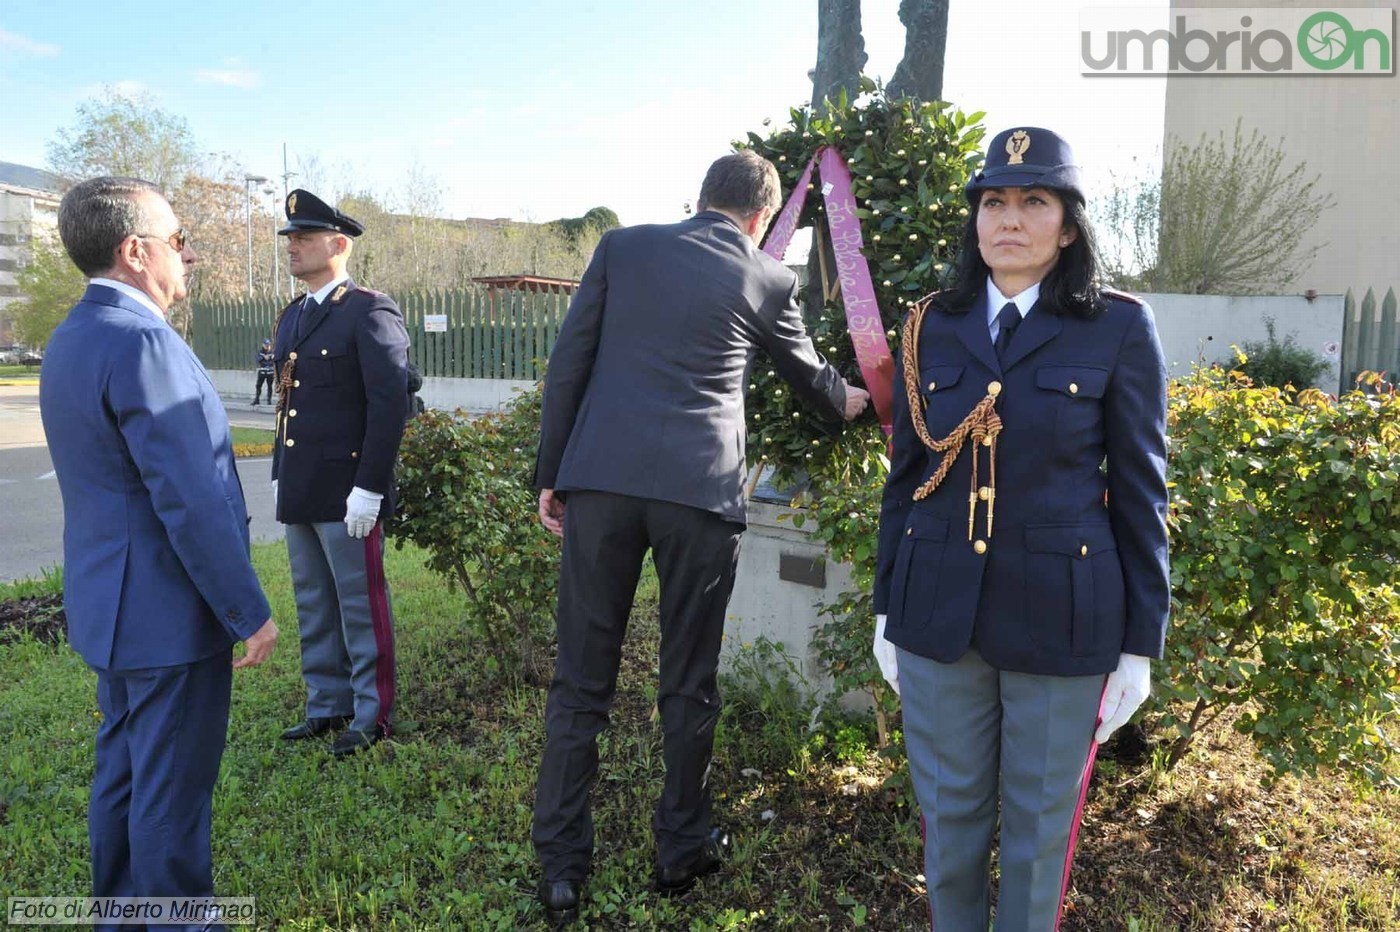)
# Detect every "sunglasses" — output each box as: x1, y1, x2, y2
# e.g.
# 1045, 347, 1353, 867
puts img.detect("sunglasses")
136, 228, 188, 252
